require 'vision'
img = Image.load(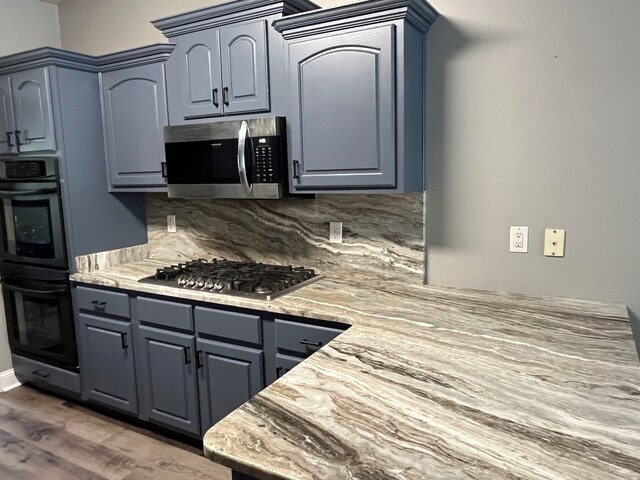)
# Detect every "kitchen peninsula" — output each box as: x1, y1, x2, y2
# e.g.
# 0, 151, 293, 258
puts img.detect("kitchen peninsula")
71, 245, 640, 480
